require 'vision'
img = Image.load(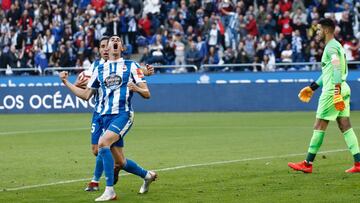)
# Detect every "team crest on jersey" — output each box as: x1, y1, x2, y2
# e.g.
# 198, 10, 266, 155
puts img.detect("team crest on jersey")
105, 73, 122, 90
136, 68, 144, 78
122, 65, 127, 71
